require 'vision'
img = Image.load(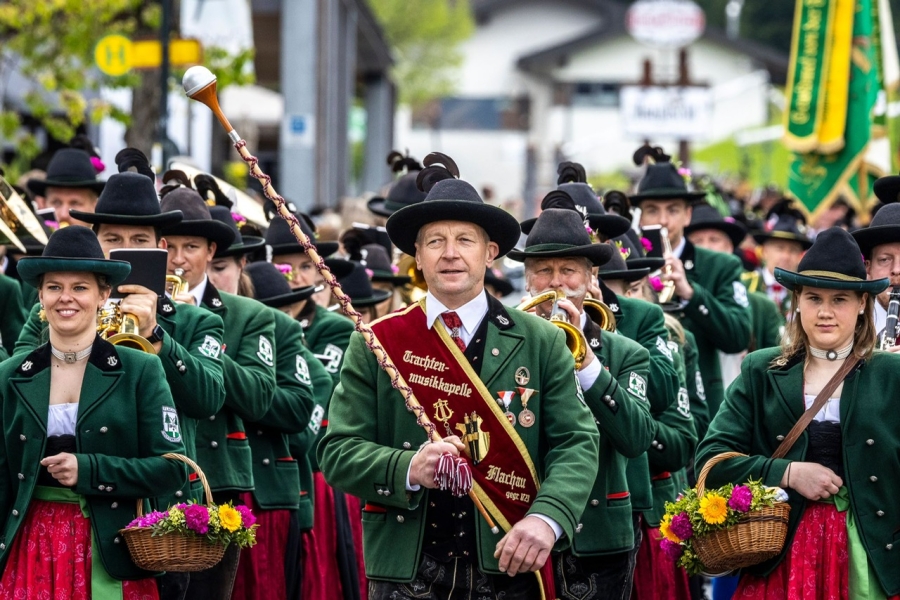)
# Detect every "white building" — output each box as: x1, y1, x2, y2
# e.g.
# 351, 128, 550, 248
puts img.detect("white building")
394, 0, 787, 216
